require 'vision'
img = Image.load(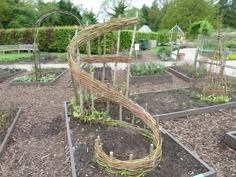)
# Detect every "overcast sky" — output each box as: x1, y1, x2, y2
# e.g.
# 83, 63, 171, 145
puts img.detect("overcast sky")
77, 0, 153, 13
